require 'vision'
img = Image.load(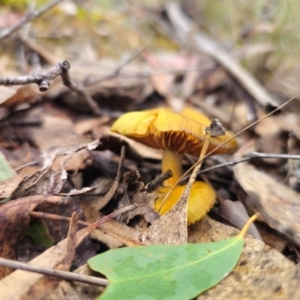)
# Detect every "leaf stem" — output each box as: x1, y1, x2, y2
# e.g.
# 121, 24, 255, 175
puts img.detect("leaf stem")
238, 213, 260, 238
